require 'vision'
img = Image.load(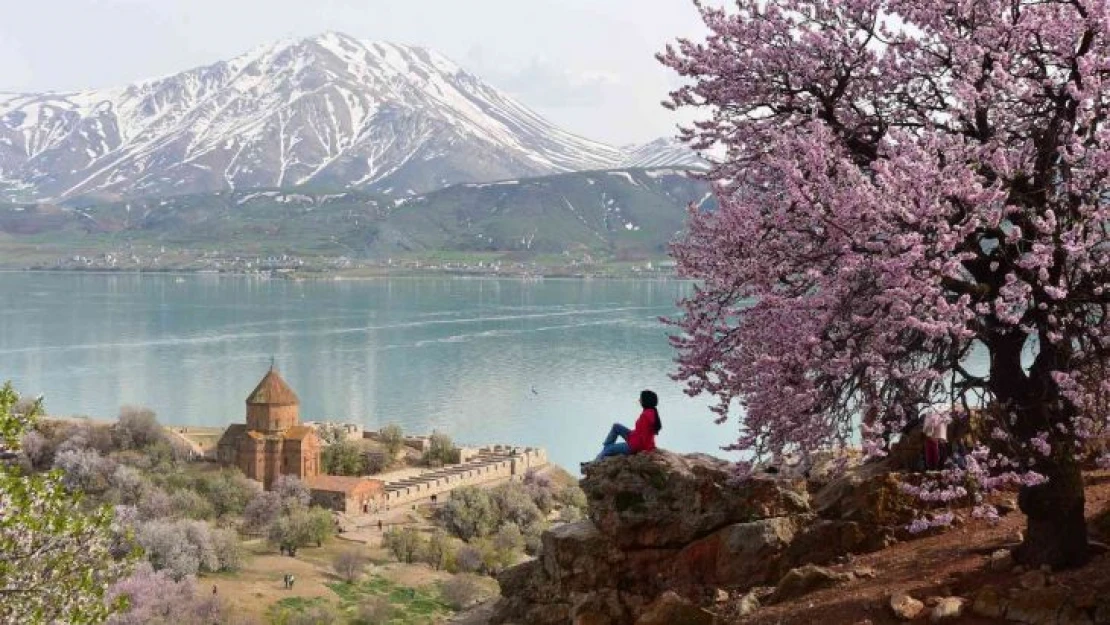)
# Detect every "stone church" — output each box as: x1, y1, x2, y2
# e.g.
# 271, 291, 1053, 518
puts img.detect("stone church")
217, 367, 321, 489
